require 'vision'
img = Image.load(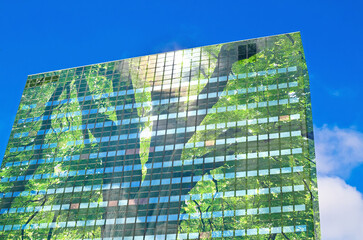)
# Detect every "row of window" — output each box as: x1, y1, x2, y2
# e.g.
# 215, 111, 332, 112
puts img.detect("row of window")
4, 117, 298, 167
0, 185, 305, 224
1, 204, 306, 233
11, 124, 298, 163
71, 128, 300, 146
18, 85, 297, 124
33, 72, 295, 105
17, 77, 298, 125
4, 143, 302, 186
20, 66, 297, 111
27, 48, 248, 79
26, 44, 294, 80
2, 223, 306, 239
0, 147, 302, 199
1, 147, 302, 183
12, 110, 299, 146
9, 125, 300, 156
0, 185, 305, 216
14, 98, 297, 143
11, 97, 299, 153
0, 185, 305, 222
